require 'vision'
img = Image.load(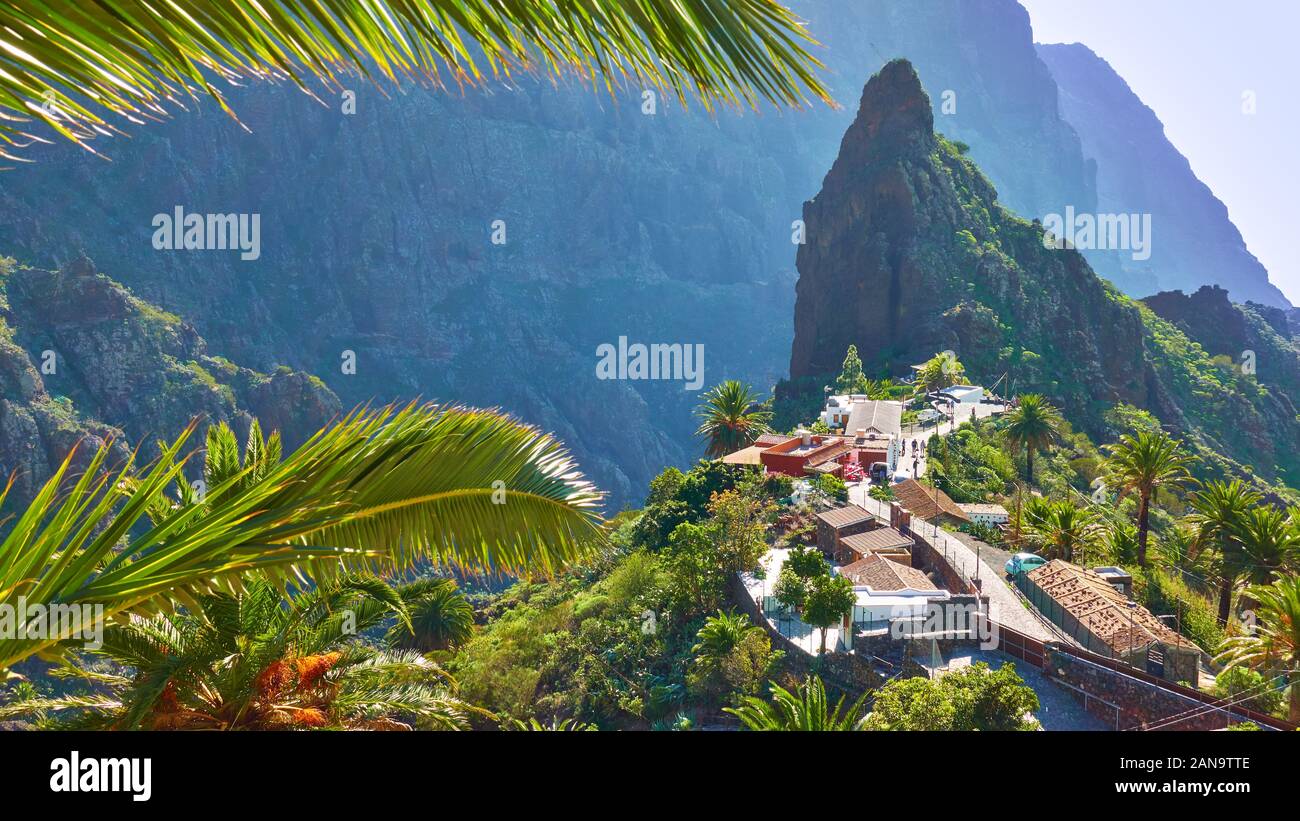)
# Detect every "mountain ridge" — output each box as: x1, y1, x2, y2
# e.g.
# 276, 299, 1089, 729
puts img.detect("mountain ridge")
788, 59, 1300, 492
1037, 42, 1288, 308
